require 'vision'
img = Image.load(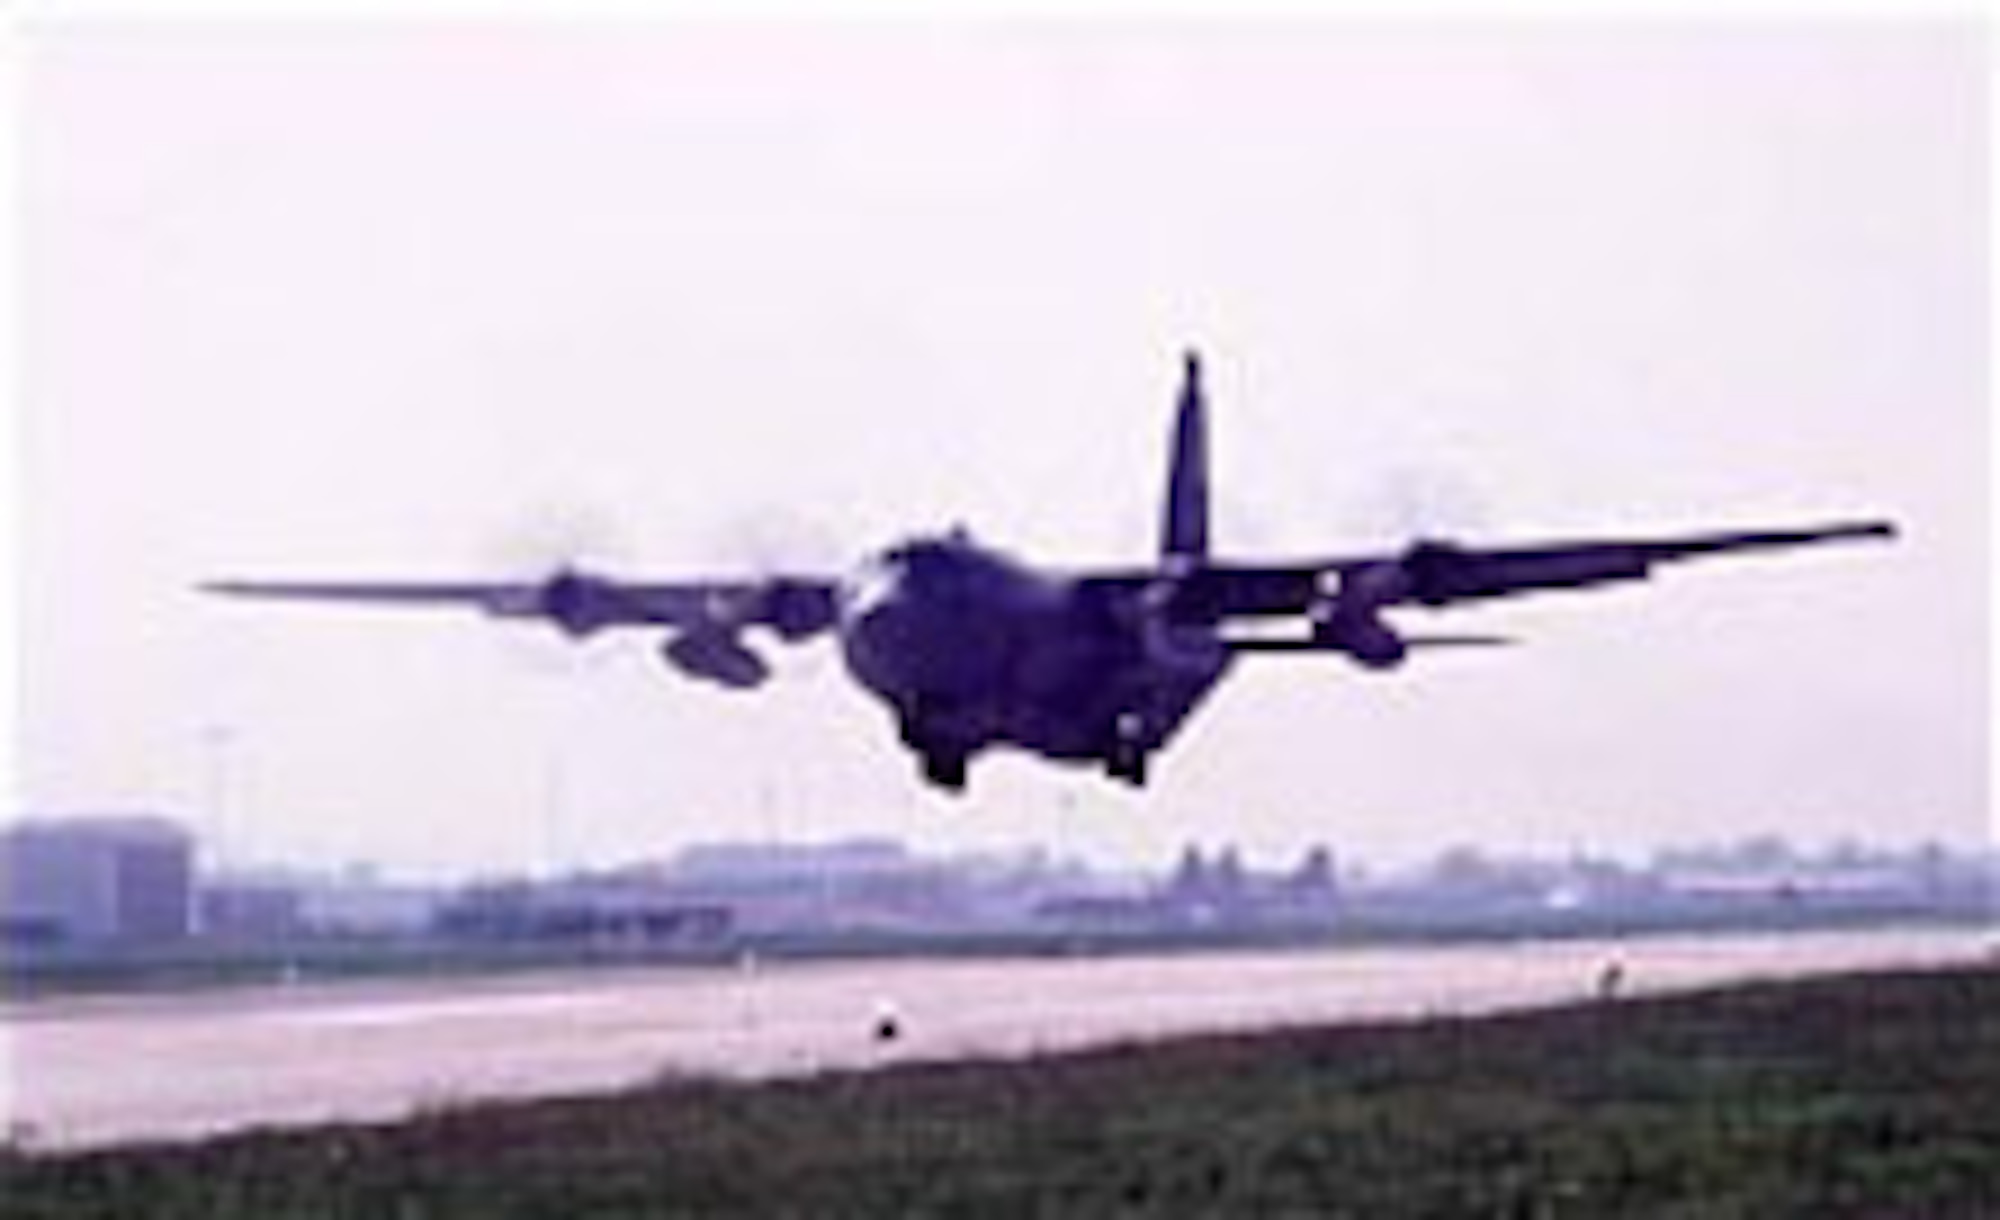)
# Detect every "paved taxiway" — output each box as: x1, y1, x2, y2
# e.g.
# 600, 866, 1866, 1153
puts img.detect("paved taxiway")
3, 926, 1989, 1149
